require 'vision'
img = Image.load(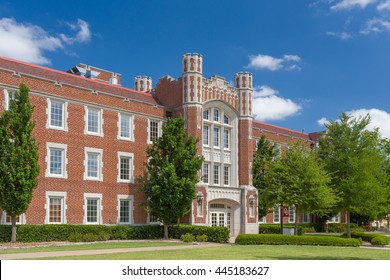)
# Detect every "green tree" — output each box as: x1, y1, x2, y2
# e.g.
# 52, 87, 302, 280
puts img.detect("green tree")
142, 117, 202, 239
318, 113, 389, 237
0, 84, 39, 242
253, 135, 278, 219
263, 141, 337, 234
